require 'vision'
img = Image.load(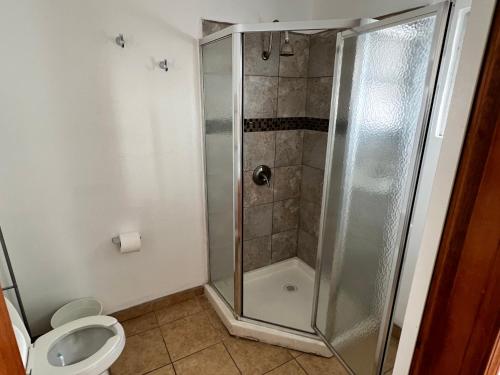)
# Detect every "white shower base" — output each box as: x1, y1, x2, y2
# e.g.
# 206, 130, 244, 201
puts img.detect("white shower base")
243, 257, 315, 333
205, 257, 332, 356
205, 282, 331, 357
